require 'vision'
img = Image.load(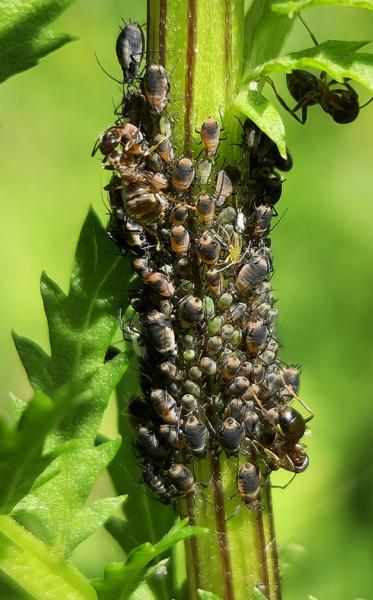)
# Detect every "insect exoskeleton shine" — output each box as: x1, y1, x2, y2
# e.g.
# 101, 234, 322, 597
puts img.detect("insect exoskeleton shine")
236, 463, 261, 508
142, 64, 170, 114
116, 21, 145, 83
167, 463, 196, 496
